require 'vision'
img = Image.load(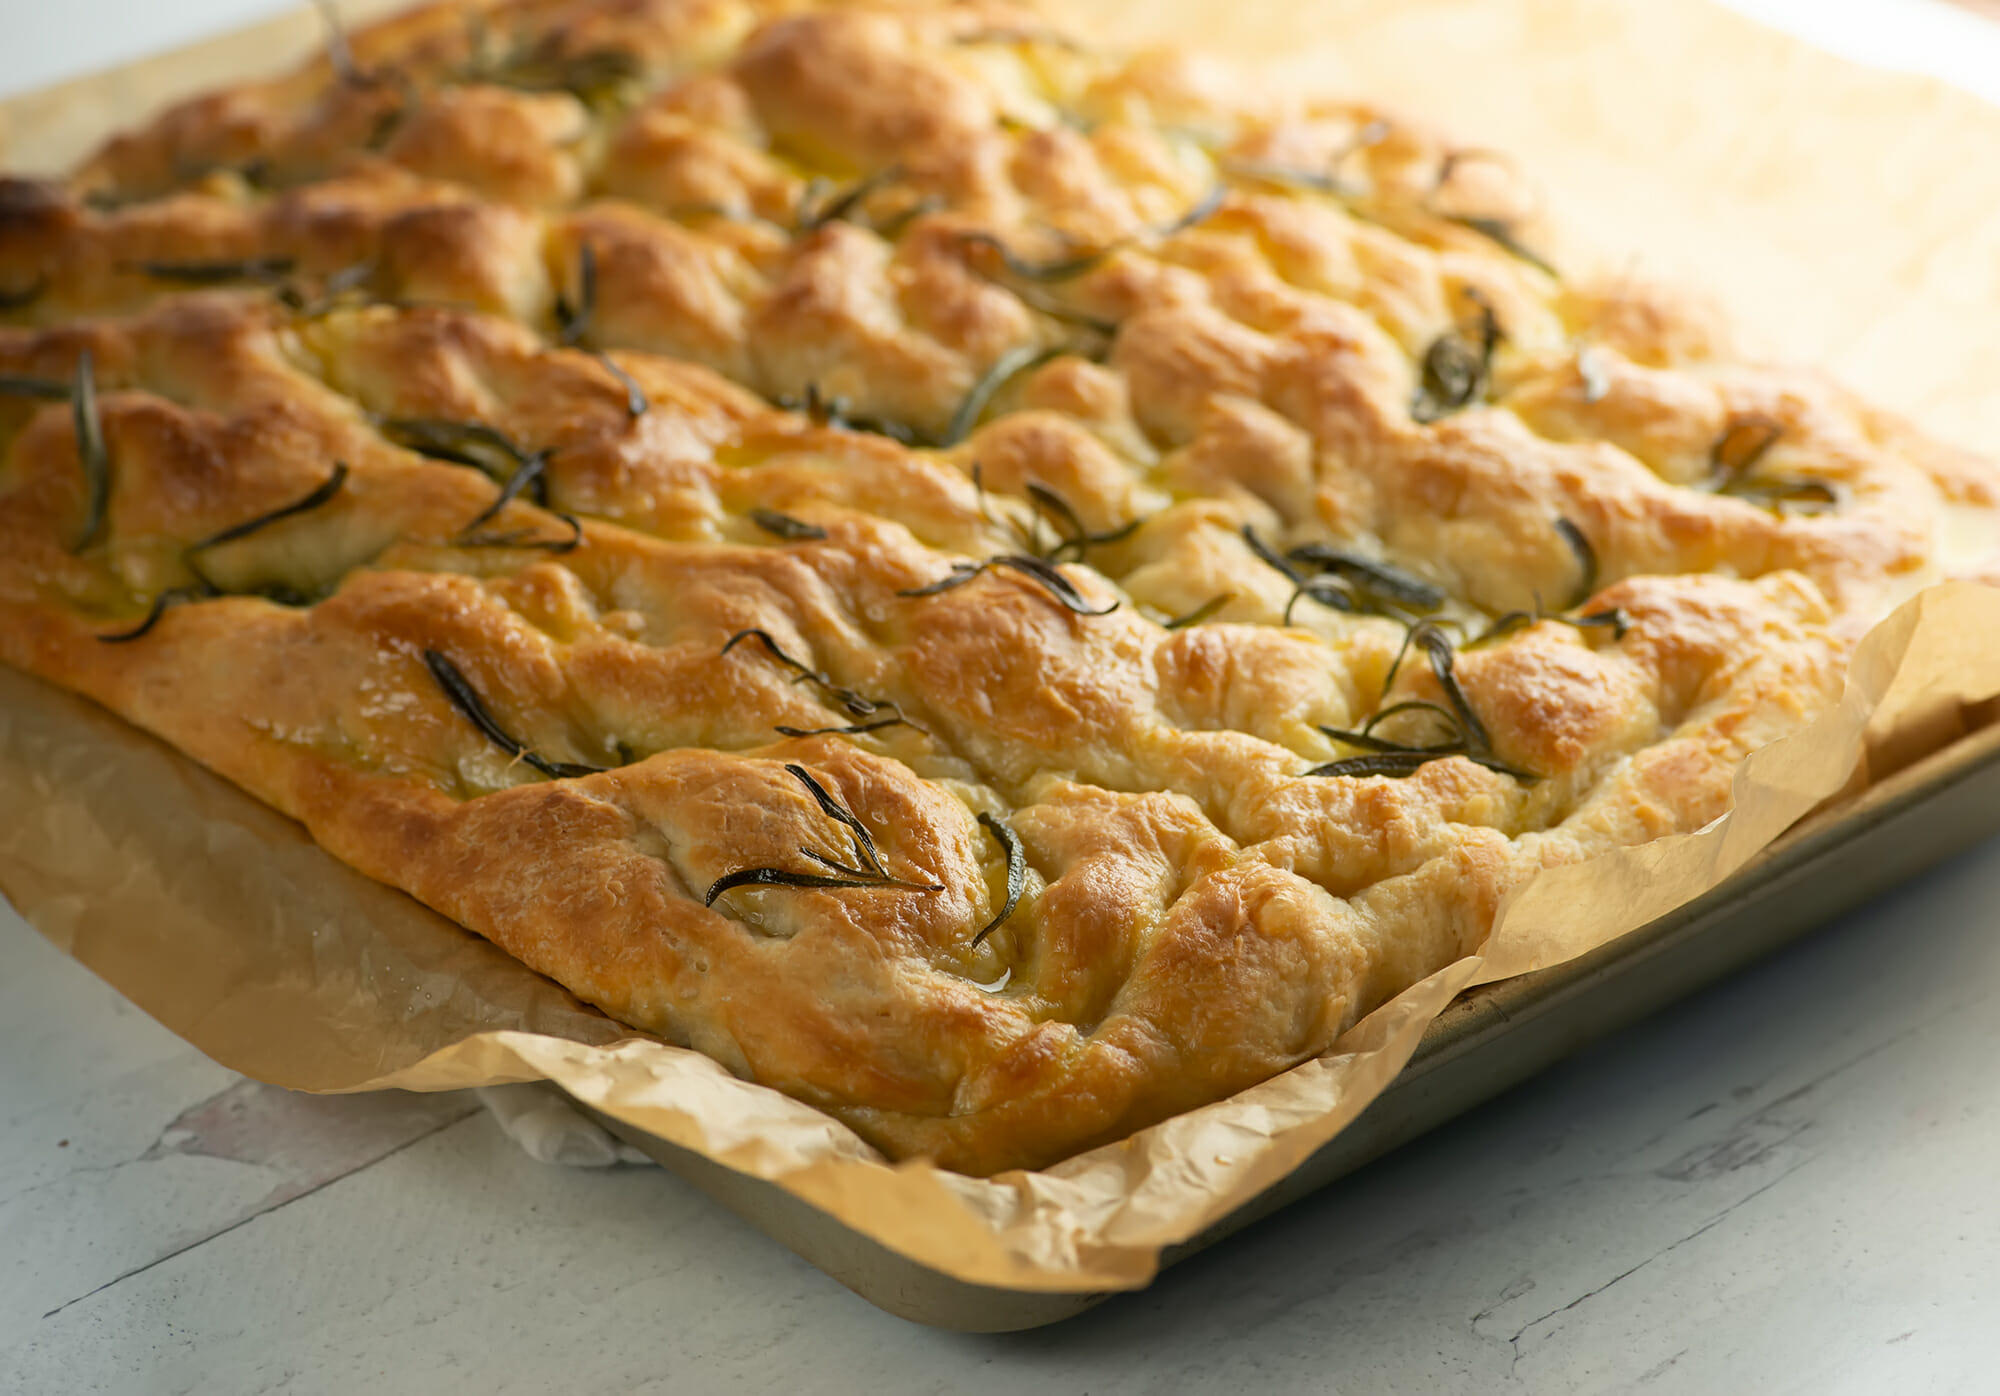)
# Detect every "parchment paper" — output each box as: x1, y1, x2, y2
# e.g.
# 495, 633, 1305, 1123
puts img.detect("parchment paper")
6, 0, 2000, 1294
